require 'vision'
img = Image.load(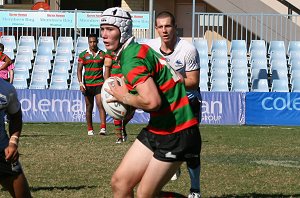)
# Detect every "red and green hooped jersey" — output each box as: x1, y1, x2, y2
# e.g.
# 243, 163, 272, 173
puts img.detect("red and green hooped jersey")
78, 49, 105, 87
120, 42, 198, 135
105, 51, 123, 78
